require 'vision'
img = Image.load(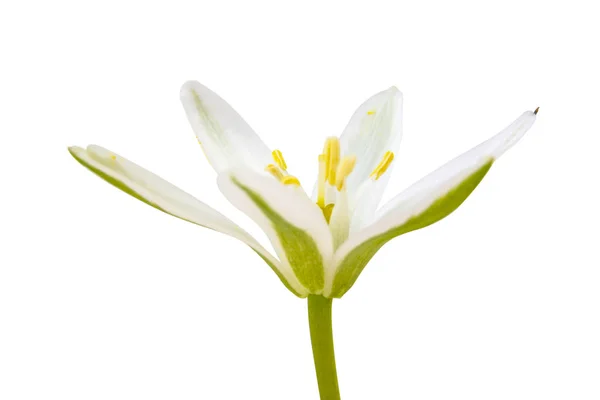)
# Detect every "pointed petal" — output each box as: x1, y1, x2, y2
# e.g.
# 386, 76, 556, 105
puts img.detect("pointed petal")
180, 81, 273, 173
339, 87, 403, 200
327, 110, 537, 298
68, 145, 308, 297
218, 168, 334, 294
